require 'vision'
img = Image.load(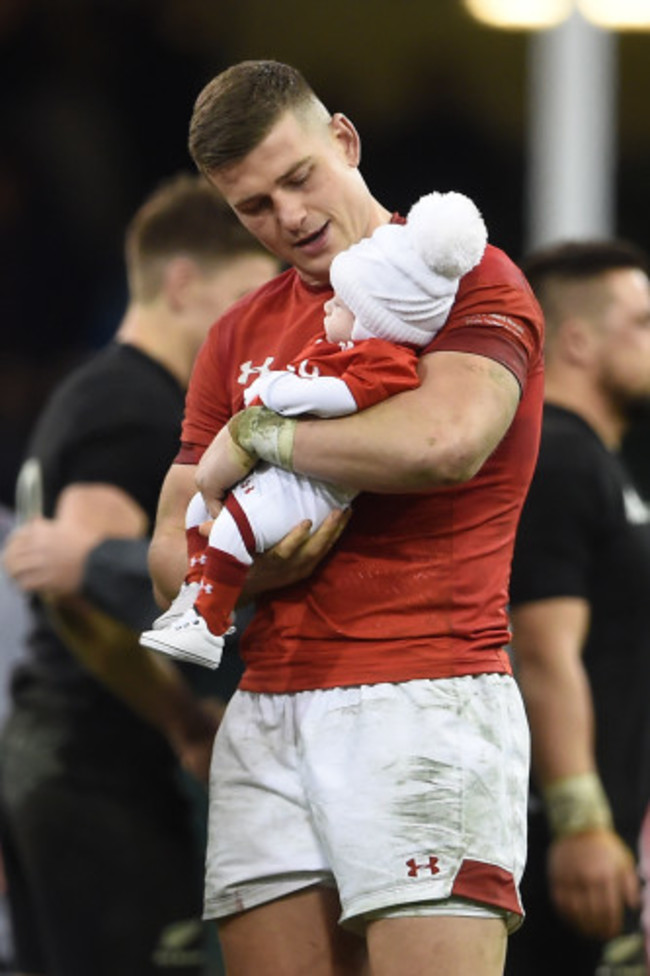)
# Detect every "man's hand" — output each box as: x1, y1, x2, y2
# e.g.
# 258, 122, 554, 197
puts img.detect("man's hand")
548, 828, 640, 940
240, 508, 351, 602
169, 696, 225, 785
2, 518, 97, 596
195, 423, 257, 516
197, 508, 352, 603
